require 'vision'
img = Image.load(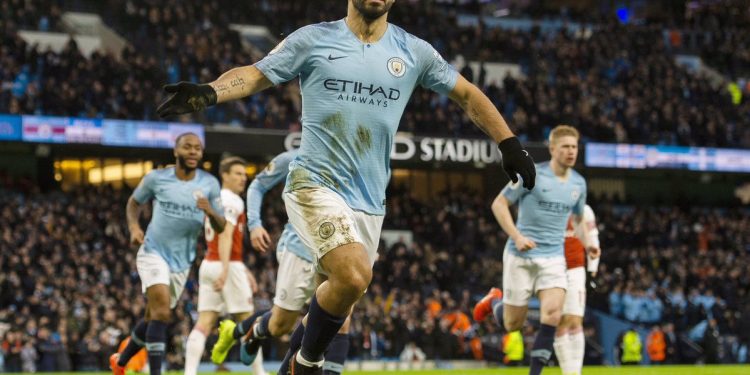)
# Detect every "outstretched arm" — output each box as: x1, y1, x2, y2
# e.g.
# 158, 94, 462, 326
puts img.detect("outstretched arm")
156, 66, 273, 117
448, 75, 536, 189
